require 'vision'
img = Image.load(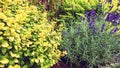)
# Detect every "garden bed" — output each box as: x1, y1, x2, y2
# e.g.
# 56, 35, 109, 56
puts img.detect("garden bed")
0, 0, 120, 68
